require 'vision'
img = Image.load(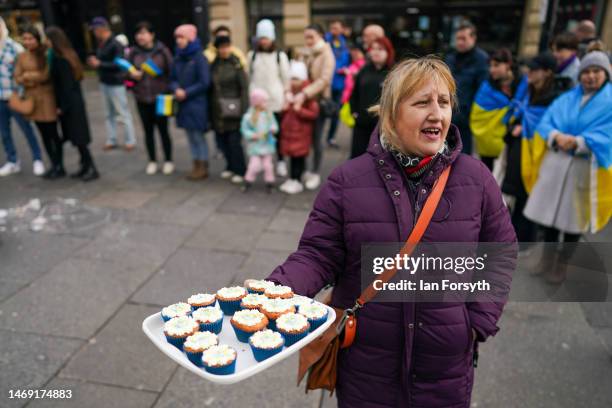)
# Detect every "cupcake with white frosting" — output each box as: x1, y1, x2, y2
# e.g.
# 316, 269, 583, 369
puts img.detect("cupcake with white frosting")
163, 316, 199, 348
187, 293, 216, 310
161, 302, 192, 322
249, 329, 285, 362
298, 302, 329, 331
291, 295, 314, 309
202, 344, 237, 375
240, 293, 268, 310
230, 309, 269, 343
246, 279, 276, 294
276, 312, 310, 346
183, 331, 218, 366
192, 306, 224, 334
264, 285, 294, 299
259, 298, 295, 331
216, 286, 247, 315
